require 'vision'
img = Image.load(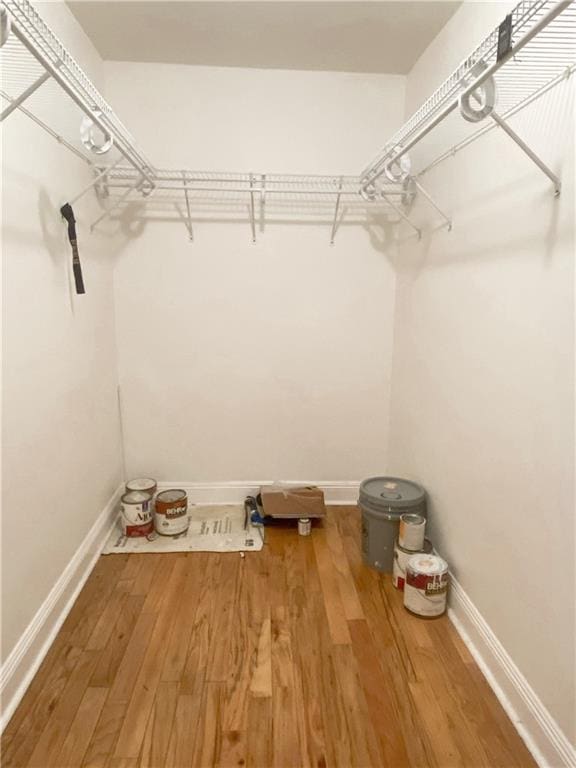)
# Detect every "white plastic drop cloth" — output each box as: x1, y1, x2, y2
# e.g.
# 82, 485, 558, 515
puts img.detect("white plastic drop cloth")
102, 504, 264, 554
